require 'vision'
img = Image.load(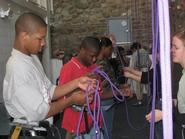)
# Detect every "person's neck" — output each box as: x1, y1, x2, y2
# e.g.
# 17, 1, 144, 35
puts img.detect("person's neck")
76, 55, 88, 67
14, 40, 30, 56
97, 53, 104, 60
